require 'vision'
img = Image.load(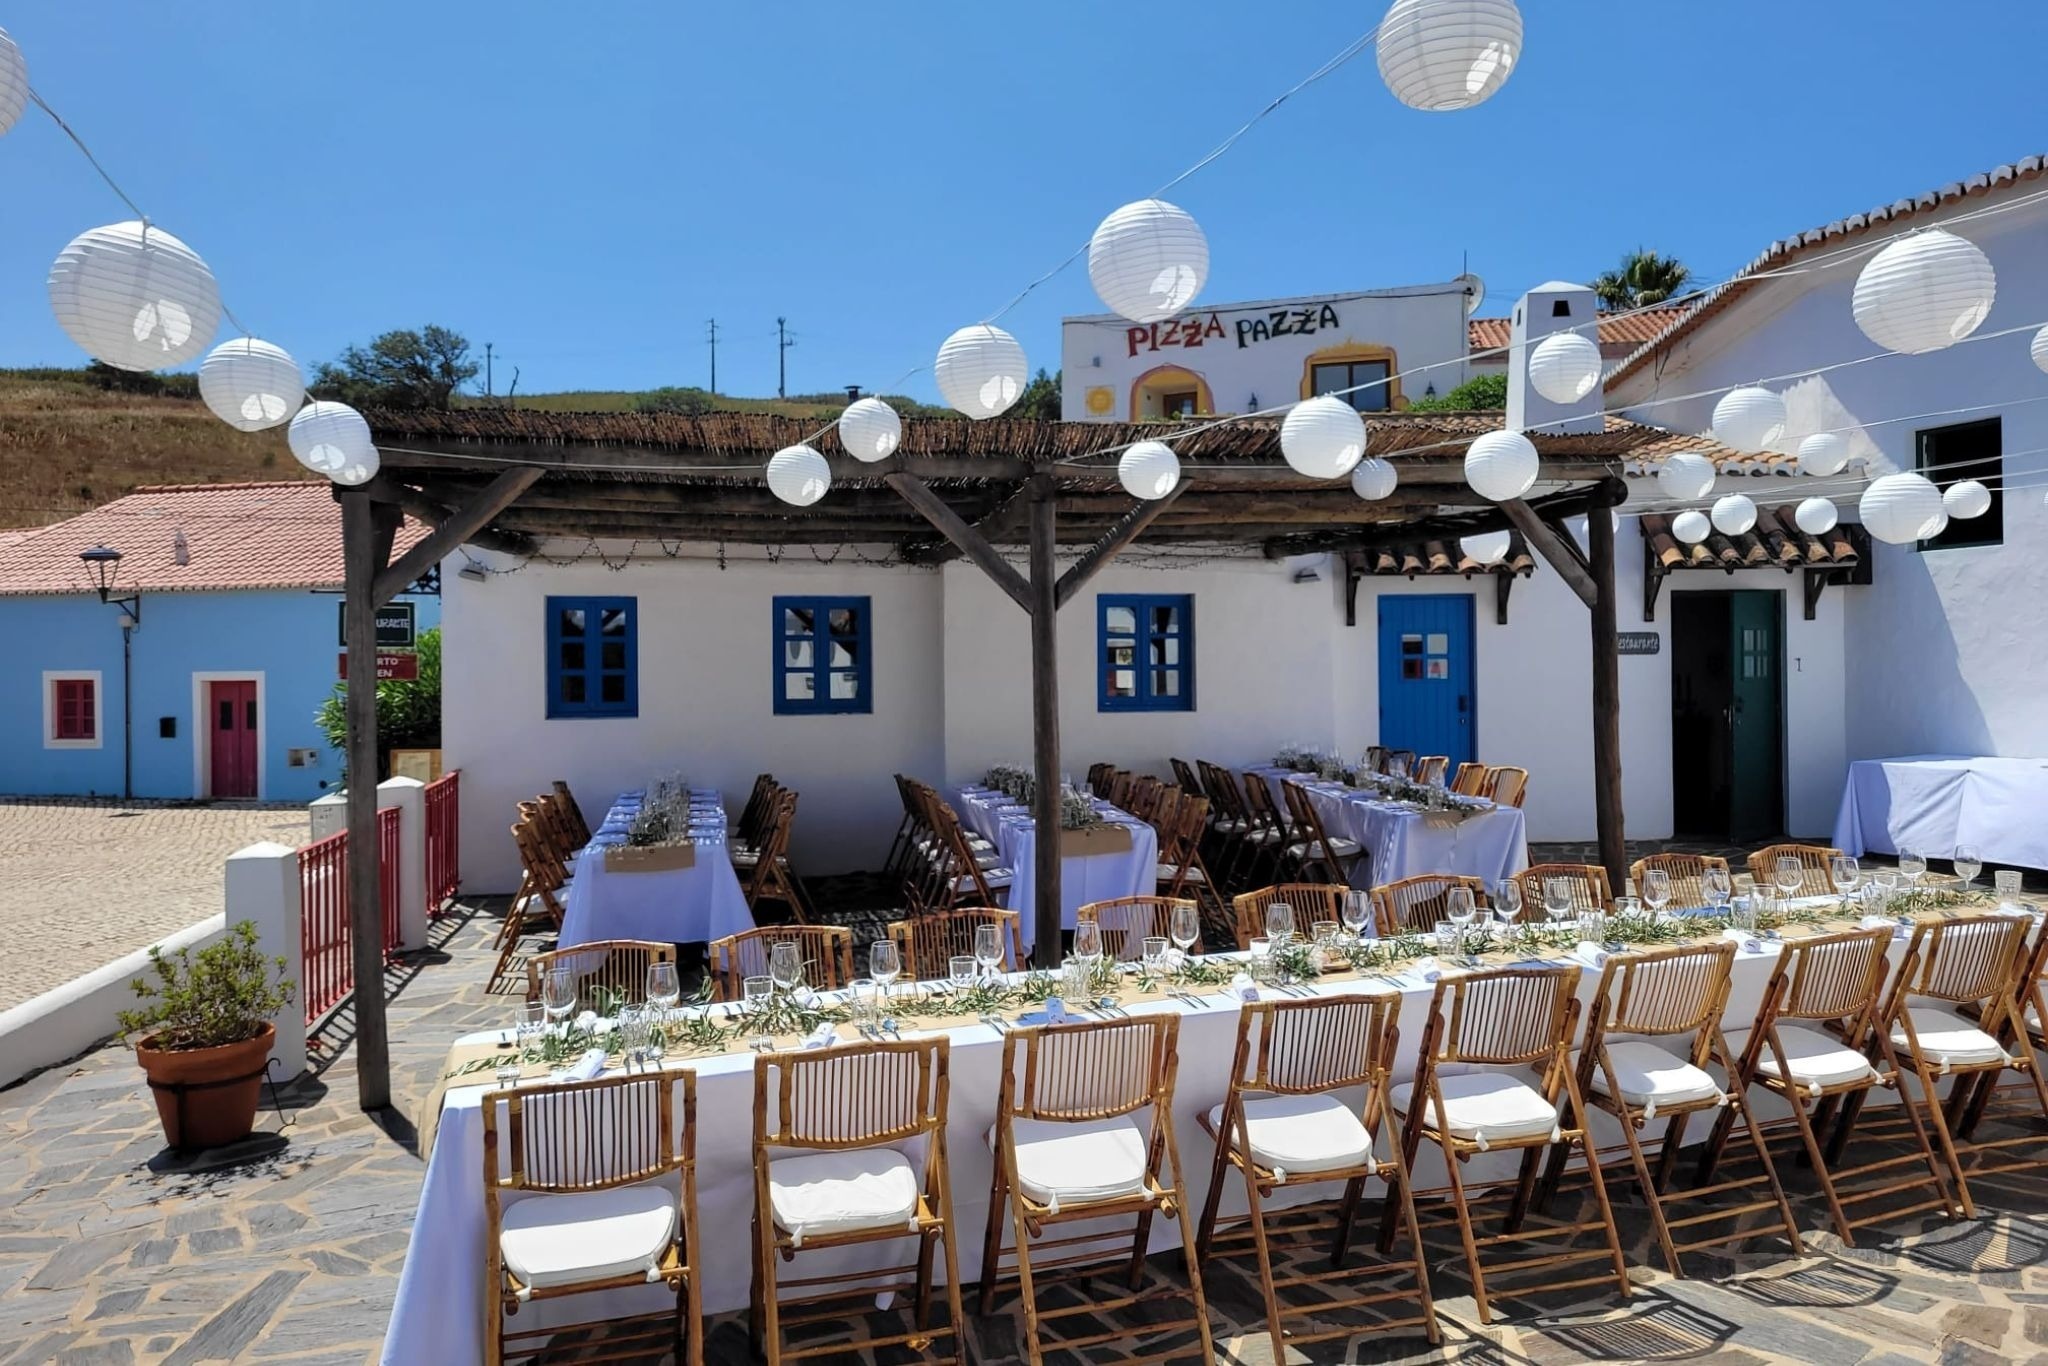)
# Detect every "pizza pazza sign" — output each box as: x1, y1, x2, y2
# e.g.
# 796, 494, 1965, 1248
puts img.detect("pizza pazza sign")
1123, 302, 1343, 358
